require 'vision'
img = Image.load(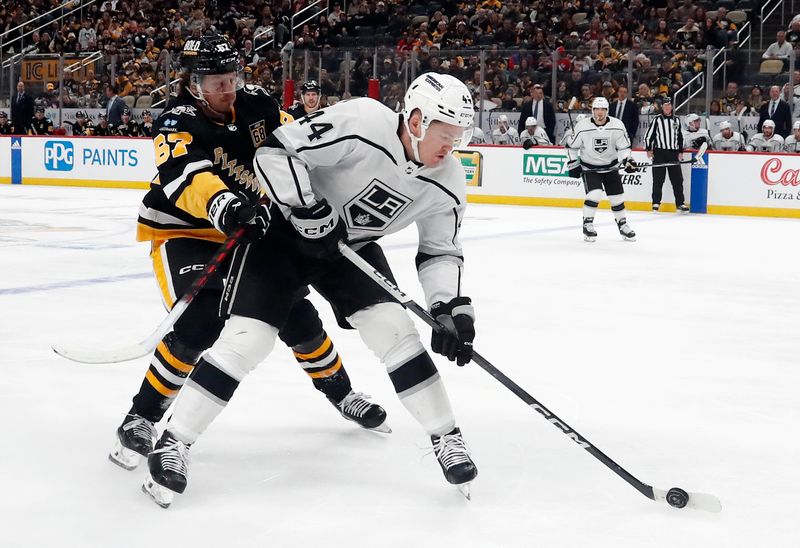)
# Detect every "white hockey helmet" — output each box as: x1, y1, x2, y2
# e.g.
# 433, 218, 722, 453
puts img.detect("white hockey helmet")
402, 73, 475, 162
793, 120, 800, 130
525, 116, 537, 127
592, 97, 609, 110
763, 119, 776, 128
719, 121, 731, 130
686, 113, 700, 123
